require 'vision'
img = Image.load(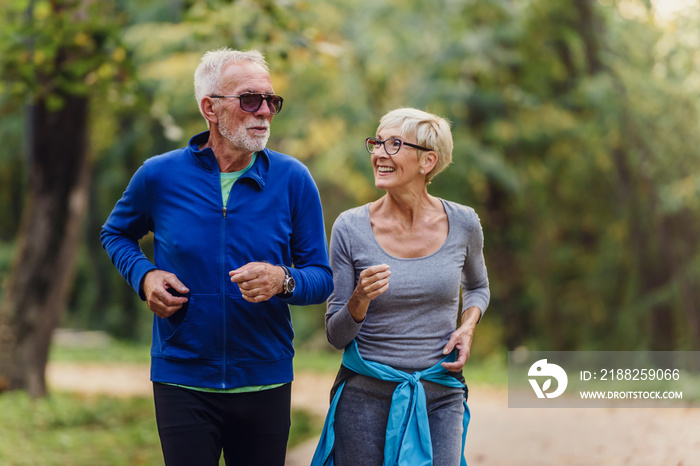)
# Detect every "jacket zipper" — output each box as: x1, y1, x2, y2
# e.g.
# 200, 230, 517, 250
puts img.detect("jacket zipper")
220, 177, 228, 388
219, 169, 251, 387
